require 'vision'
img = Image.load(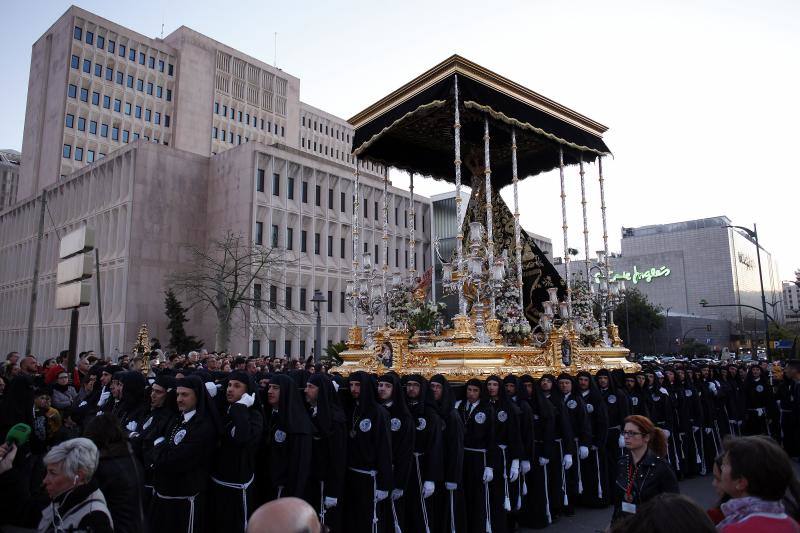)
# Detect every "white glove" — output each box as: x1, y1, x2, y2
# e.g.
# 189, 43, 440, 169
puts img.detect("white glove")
324, 496, 338, 509
125, 420, 138, 432
662, 429, 671, 439
618, 434, 626, 448
391, 488, 404, 501
704, 427, 712, 434
375, 489, 389, 502
538, 456, 550, 466
445, 482, 458, 491
236, 392, 255, 408
757, 408, 765, 417
205, 382, 218, 398
521, 460, 531, 474
563, 454, 573, 470
154, 437, 165, 446
482, 467, 494, 483
709, 383, 718, 394
128, 432, 140, 440
579, 446, 589, 460
78, 400, 88, 407
423, 481, 435, 499
97, 389, 111, 407
692, 426, 700, 432
659, 387, 668, 395
509, 459, 520, 482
